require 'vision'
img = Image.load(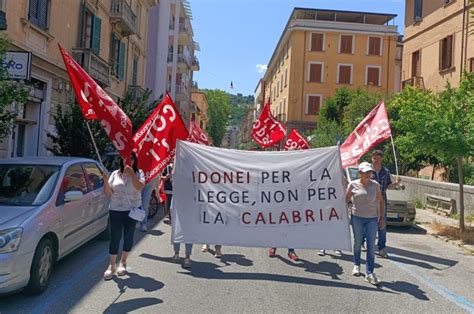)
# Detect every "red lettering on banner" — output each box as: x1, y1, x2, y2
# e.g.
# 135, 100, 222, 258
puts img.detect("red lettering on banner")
340, 101, 391, 168
256, 212, 266, 224
292, 211, 301, 223
329, 208, 340, 220
305, 209, 315, 222
242, 212, 251, 224
279, 212, 289, 224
